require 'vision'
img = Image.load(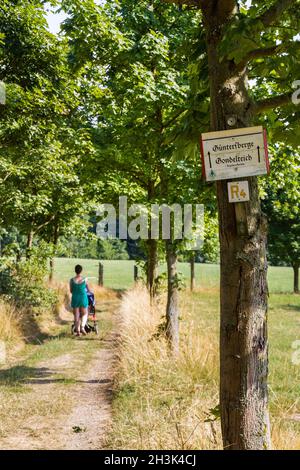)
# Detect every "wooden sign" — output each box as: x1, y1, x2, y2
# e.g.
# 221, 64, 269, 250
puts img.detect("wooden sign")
200, 126, 269, 182
228, 181, 250, 203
